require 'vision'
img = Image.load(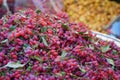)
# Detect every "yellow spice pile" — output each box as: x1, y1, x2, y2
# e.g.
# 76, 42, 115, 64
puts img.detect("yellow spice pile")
63, 0, 120, 33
